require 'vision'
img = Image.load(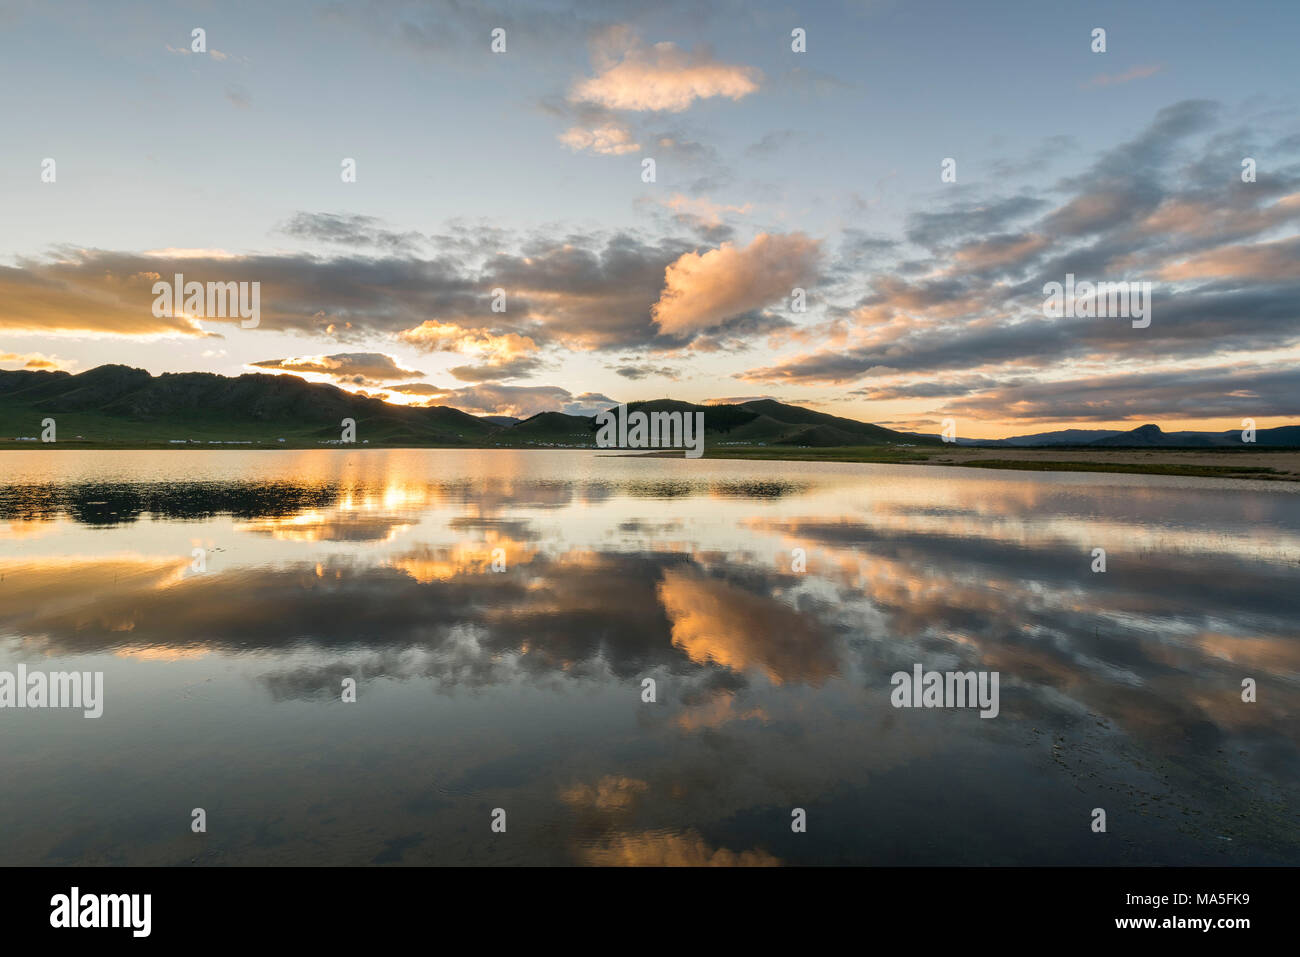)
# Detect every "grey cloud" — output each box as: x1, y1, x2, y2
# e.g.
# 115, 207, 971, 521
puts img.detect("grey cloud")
6, 228, 767, 352
280, 212, 427, 252
448, 356, 544, 382
905, 194, 1048, 249
251, 352, 424, 385
614, 363, 680, 380
939, 363, 1300, 421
